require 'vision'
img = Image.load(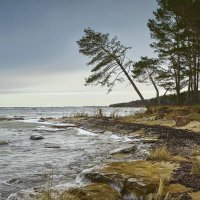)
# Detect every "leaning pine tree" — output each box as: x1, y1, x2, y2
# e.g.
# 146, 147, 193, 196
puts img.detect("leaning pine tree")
77, 28, 148, 108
